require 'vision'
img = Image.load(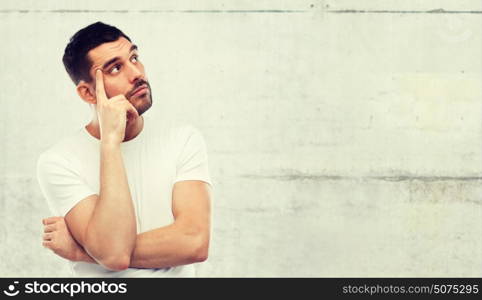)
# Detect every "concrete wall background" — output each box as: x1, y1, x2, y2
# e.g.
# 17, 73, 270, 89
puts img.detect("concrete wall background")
0, 0, 481, 277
